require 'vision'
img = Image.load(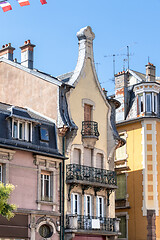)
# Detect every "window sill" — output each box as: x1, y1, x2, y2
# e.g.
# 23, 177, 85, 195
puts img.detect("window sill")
36, 200, 58, 206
